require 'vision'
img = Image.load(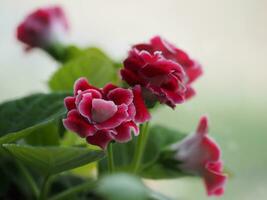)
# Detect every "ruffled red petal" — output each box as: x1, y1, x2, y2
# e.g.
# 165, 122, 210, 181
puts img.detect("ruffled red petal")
204, 161, 227, 196
113, 121, 139, 143
126, 103, 136, 121
63, 109, 96, 138
186, 62, 203, 84
91, 99, 118, 123
132, 85, 151, 123
184, 86, 196, 100
86, 130, 113, 150
95, 104, 128, 130
107, 88, 133, 106
102, 83, 118, 96
120, 68, 145, 86
64, 96, 76, 111
77, 93, 93, 121
74, 77, 100, 95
